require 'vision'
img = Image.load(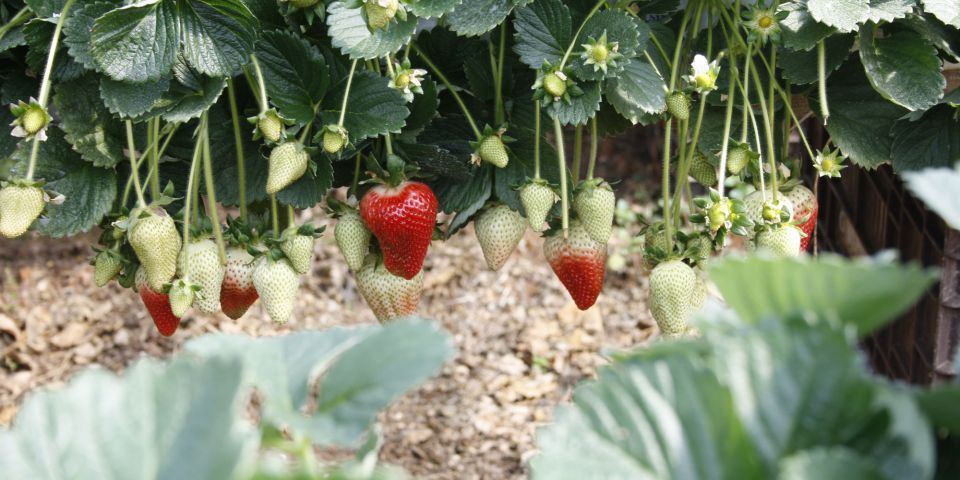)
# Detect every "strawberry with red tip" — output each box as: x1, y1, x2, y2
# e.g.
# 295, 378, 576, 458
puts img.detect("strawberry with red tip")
360, 156, 438, 280
782, 183, 817, 251
135, 267, 181, 337
355, 254, 423, 322
543, 221, 606, 310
